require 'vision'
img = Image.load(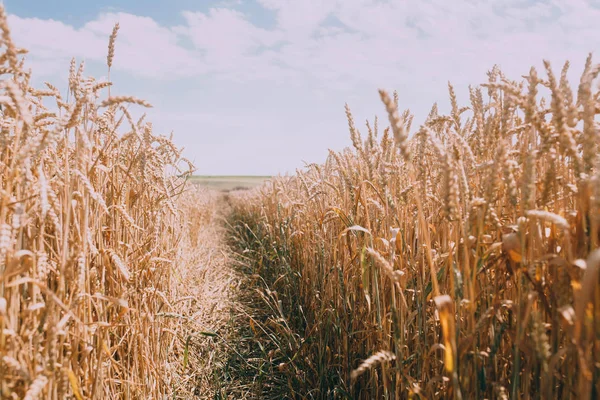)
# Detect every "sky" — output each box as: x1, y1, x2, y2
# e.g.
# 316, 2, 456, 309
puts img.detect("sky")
4, 0, 600, 175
